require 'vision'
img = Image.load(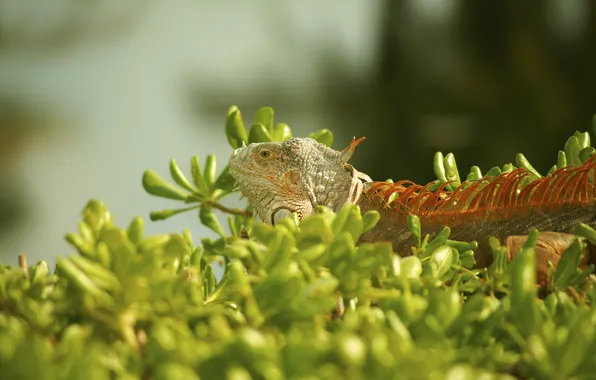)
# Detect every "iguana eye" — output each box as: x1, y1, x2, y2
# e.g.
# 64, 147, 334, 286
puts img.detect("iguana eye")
259, 149, 272, 159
